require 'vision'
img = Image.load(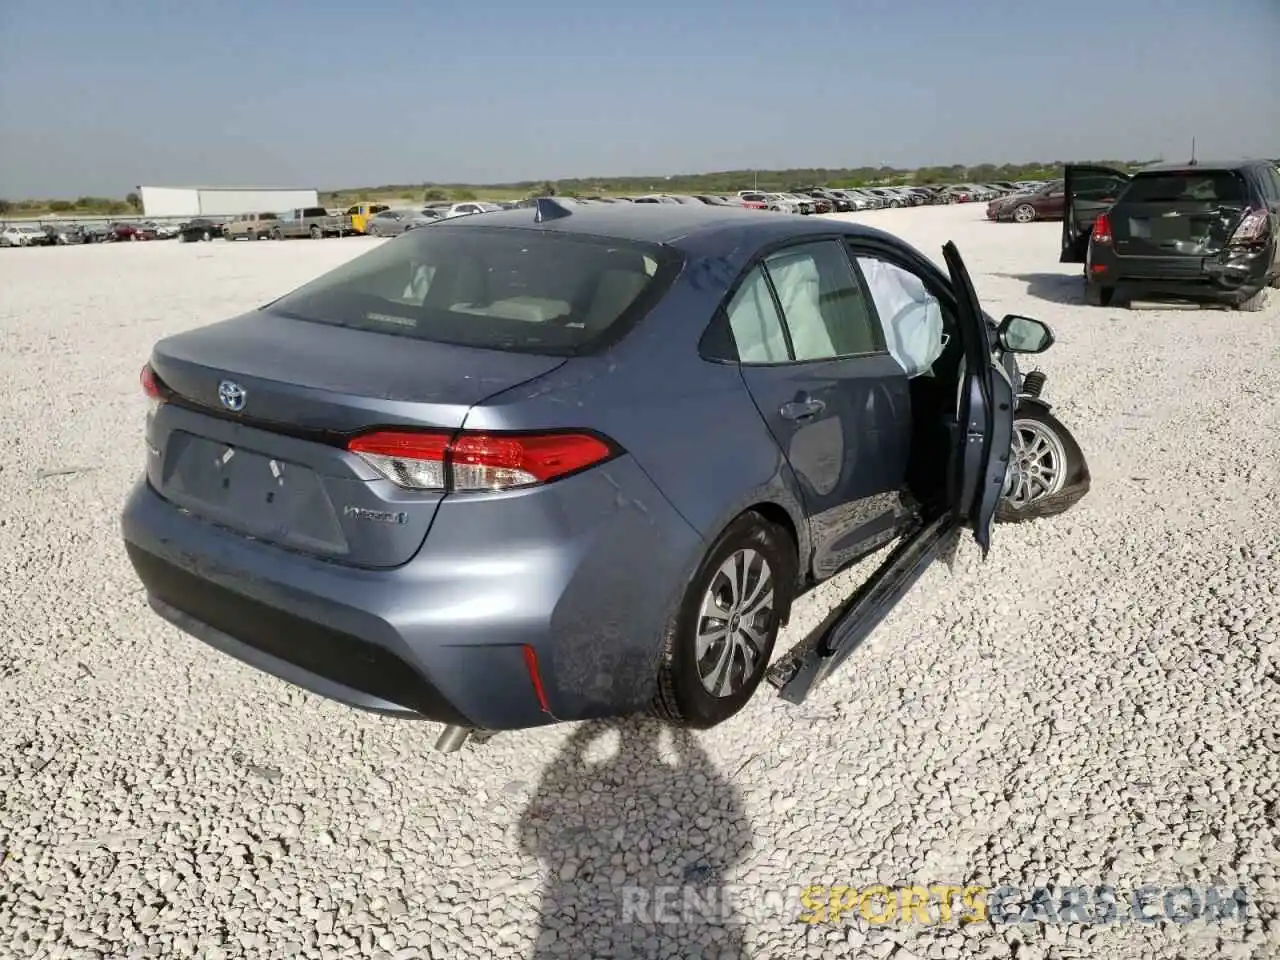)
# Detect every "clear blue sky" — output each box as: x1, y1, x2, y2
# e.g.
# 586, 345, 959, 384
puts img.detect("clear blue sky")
1, 0, 1276, 197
